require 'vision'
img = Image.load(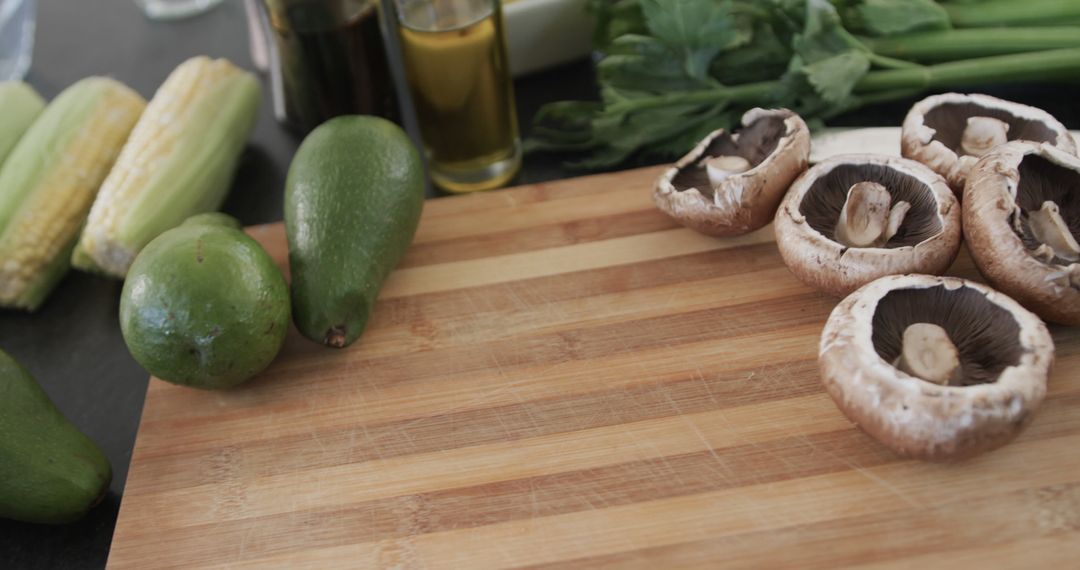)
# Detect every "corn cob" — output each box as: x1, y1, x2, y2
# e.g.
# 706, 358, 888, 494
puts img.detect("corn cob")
0, 78, 145, 311
73, 56, 261, 278
0, 82, 46, 166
